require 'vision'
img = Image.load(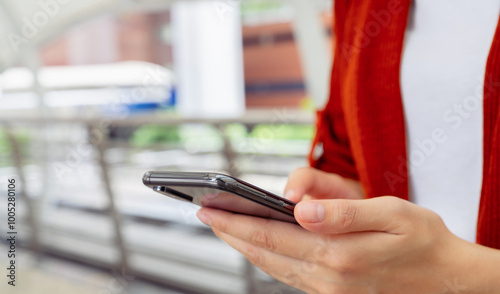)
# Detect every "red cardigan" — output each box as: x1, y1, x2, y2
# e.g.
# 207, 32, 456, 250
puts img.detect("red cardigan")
310, 0, 500, 249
